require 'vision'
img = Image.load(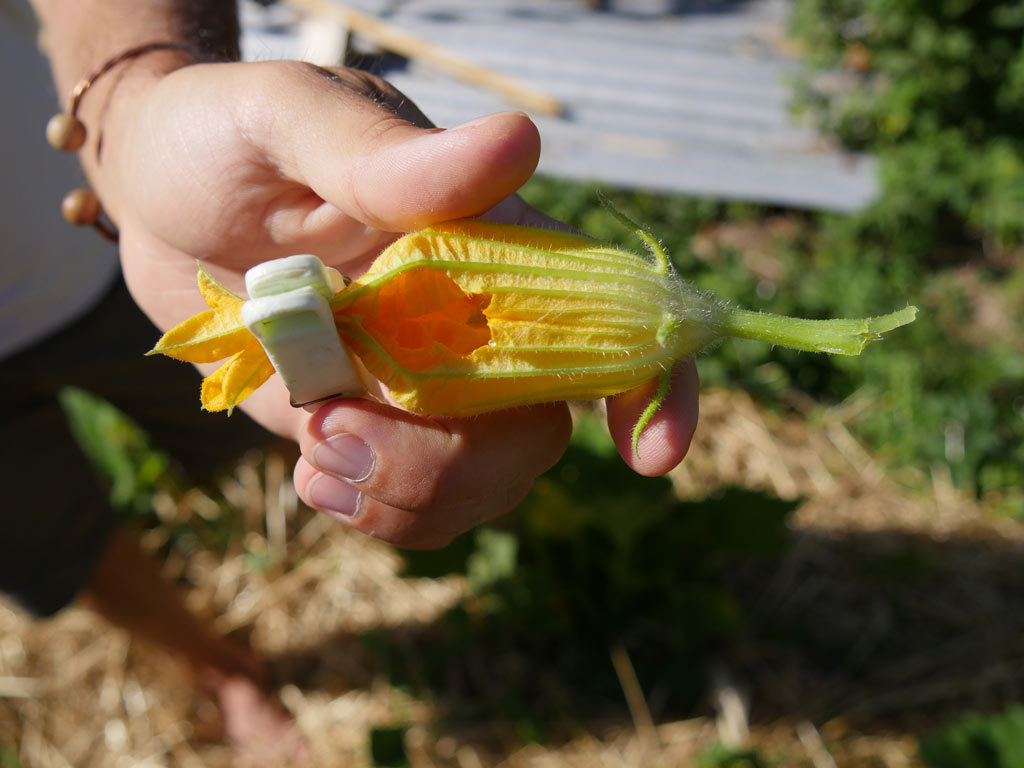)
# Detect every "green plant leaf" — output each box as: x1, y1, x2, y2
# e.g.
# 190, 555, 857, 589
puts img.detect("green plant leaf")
695, 741, 771, 768
920, 706, 1024, 768
369, 726, 409, 768
57, 386, 170, 514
